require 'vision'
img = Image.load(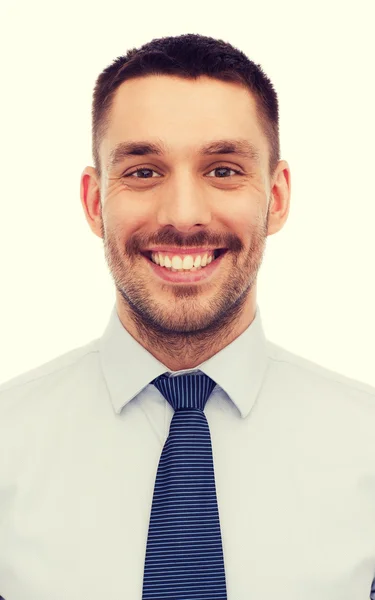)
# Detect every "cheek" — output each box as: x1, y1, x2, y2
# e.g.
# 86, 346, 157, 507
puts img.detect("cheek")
218, 202, 256, 236
103, 200, 152, 258
224, 204, 265, 249
103, 183, 147, 233
105, 178, 127, 202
